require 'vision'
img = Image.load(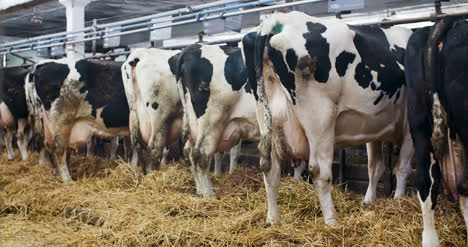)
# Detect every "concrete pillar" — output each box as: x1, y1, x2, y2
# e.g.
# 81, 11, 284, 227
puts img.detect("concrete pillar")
59, 0, 92, 61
